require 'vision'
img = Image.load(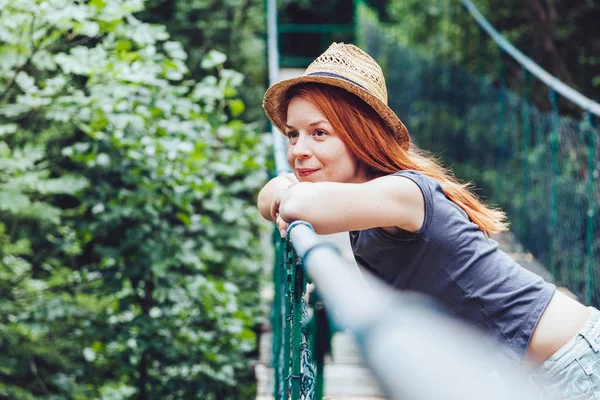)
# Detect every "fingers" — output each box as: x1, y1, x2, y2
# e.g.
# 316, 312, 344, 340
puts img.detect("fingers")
270, 196, 281, 222
276, 214, 289, 238
270, 189, 292, 237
